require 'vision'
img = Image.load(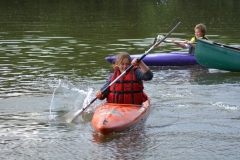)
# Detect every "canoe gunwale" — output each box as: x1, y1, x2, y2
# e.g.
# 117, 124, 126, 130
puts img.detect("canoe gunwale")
200, 39, 240, 53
